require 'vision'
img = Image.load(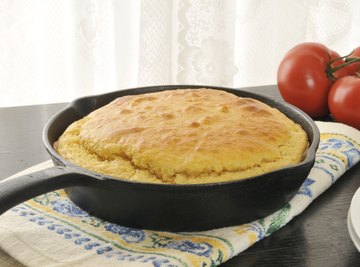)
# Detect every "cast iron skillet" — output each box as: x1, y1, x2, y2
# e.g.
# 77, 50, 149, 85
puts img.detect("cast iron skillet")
0, 85, 320, 232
